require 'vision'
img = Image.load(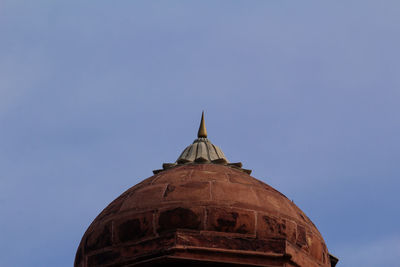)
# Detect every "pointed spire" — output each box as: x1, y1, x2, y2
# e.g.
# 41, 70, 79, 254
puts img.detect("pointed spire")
197, 111, 207, 138
154, 112, 251, 175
